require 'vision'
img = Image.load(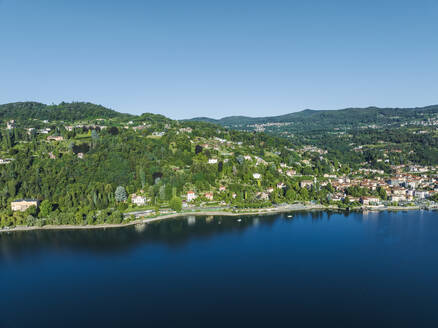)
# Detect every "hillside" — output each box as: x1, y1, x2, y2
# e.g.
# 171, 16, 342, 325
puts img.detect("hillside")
190, 105, 438, 131
1, 101, 438, 229
0, 102, 133, 122
190, 105, 438, 166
